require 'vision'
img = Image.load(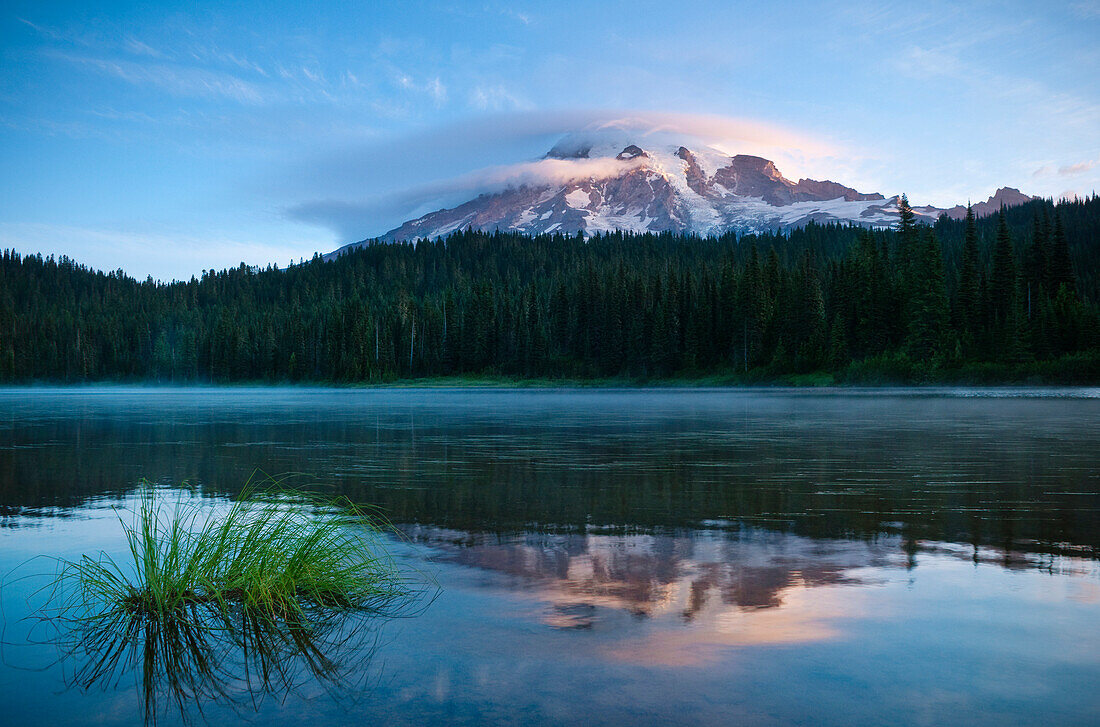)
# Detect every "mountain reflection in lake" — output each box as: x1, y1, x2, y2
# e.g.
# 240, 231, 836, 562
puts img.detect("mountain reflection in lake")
403, 525, 897, 660
1, 387, 1099, 726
